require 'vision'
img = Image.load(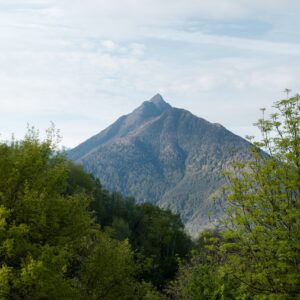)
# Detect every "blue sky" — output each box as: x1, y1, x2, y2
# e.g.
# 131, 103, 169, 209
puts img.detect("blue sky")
0, 0, 299, 147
